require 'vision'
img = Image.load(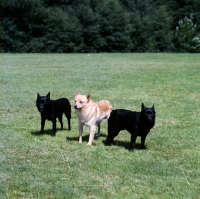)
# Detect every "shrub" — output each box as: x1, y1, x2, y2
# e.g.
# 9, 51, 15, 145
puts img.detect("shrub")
174, 14, 200, 52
